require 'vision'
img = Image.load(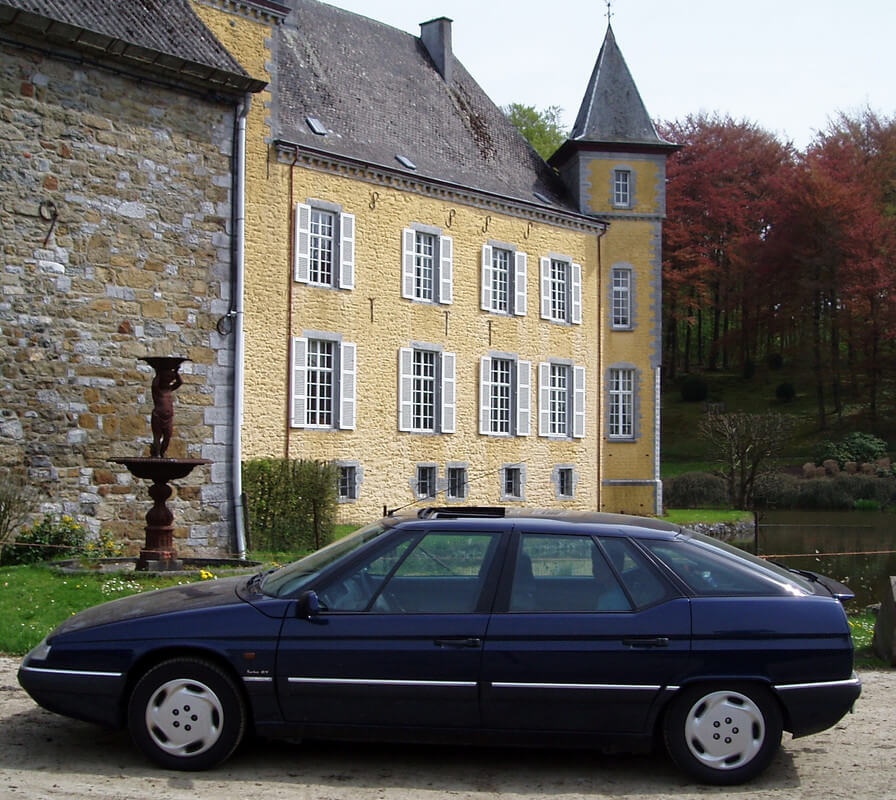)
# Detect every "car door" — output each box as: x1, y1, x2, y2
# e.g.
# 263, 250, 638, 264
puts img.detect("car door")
481, 531, 691, 735
277, 528, 505, 729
